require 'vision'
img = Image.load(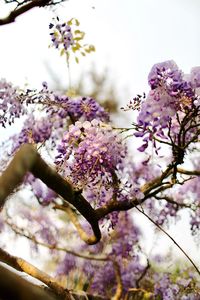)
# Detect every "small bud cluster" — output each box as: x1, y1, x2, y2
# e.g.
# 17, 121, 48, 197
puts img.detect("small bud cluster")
49, 20, 74, 51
